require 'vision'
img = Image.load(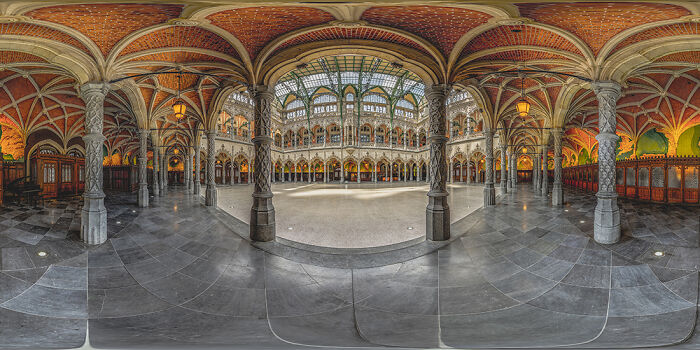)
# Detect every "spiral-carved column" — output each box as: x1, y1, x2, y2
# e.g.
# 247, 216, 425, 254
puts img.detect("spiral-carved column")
506, 149, 512, 192
80, 83, 109, 245
137, 129, 149, 207
541, 142, 549, 198
186, 152, 193, 194
484, 129, 496, 206
205, 132, 217, 206
152, 142, 159, 197
161, 153, 168, 194
533, 152, 540, 194
552, 129, 563, 206
510, 149, 518, 192
250, 85, 276, 242
194, 141, 201, 195
500, 143, 507, 194
593, 81, 622, 244
425, 84, 450, 241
